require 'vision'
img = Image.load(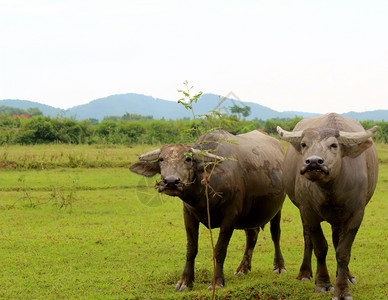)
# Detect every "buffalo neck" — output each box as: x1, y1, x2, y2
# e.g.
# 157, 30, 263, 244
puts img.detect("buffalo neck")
309, 161, 366, 206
